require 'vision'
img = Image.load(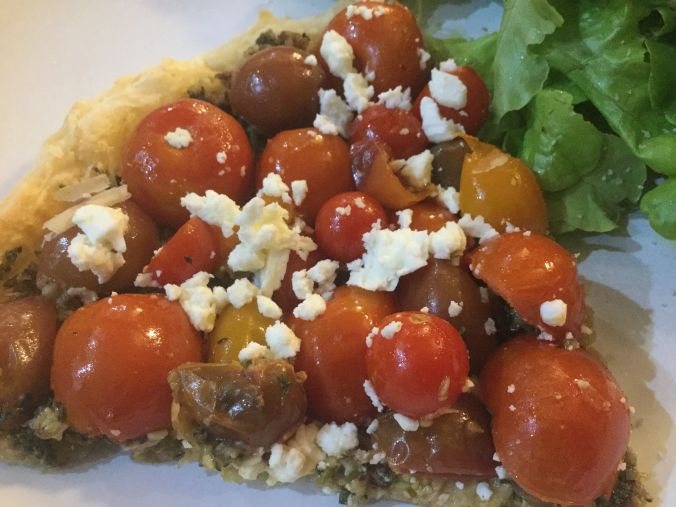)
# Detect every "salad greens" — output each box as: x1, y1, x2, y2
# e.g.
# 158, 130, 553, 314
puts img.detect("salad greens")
407, 0, 676, 239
